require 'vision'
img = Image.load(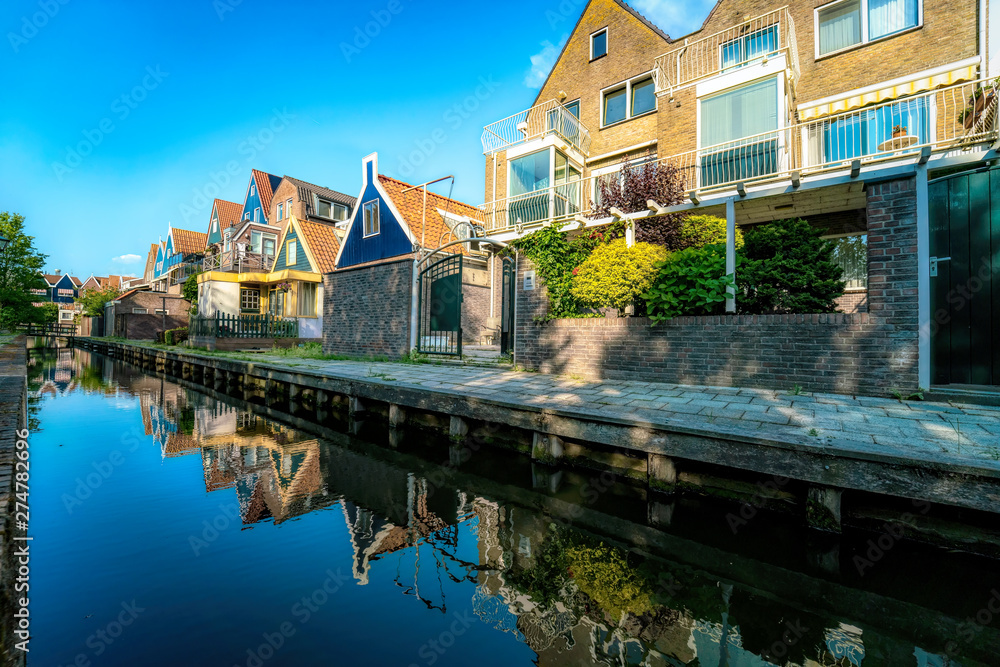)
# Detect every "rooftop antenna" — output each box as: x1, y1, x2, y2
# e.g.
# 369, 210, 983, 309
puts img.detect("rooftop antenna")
402, 175, 454, 250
